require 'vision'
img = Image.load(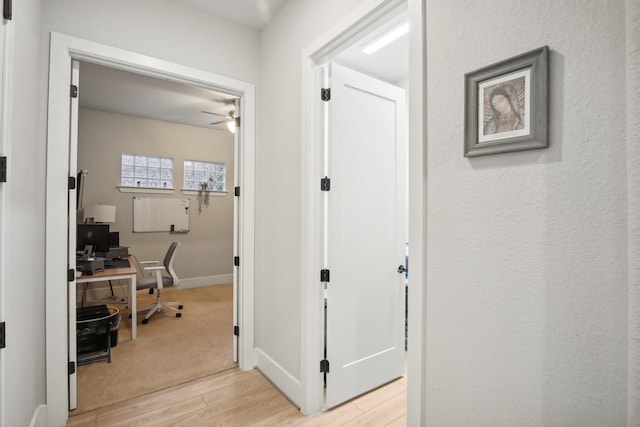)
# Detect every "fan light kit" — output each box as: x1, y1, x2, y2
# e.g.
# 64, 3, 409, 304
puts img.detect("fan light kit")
202, 109, 237, 133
